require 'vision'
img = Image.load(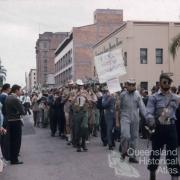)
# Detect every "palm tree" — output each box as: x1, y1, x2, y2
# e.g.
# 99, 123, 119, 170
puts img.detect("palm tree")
0, 59, 7, 86
170, 33, 180, 59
